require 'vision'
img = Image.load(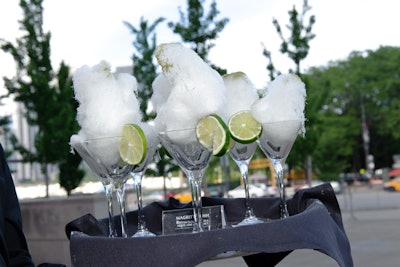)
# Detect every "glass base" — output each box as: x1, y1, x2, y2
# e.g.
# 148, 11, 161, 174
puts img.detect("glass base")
280, 203, 290, 219
234, 215, 264, 226
132, 229, 156, 238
